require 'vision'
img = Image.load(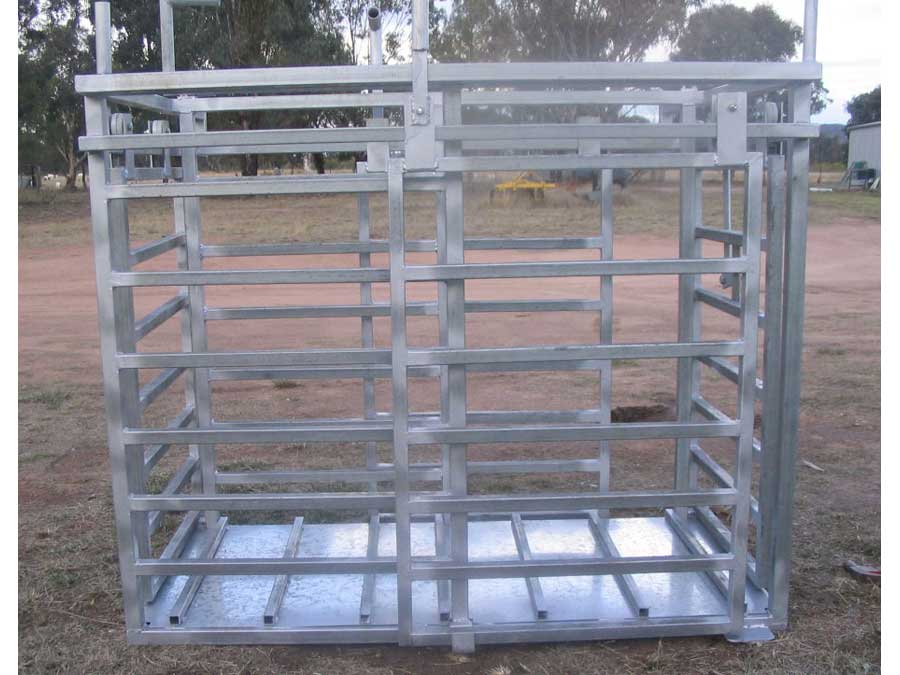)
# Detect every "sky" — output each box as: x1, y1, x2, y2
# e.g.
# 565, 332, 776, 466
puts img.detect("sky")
644, 0, 883, 124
